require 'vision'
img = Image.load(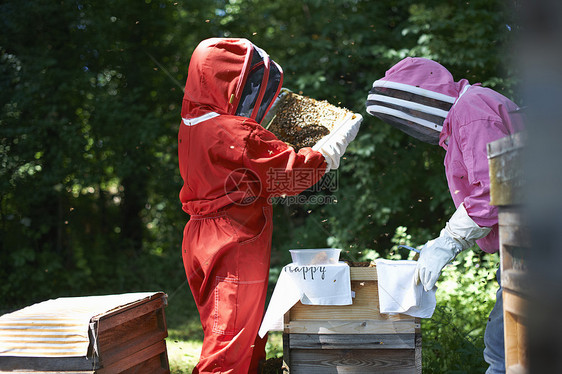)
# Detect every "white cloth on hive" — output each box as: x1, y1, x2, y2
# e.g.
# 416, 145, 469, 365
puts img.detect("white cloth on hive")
375, 259, 436, 318
258, 262, 352, 338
